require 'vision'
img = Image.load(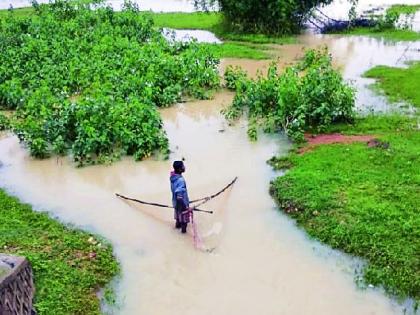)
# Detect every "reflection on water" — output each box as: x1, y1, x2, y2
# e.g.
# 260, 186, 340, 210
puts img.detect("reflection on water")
163, 28, 223, 44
